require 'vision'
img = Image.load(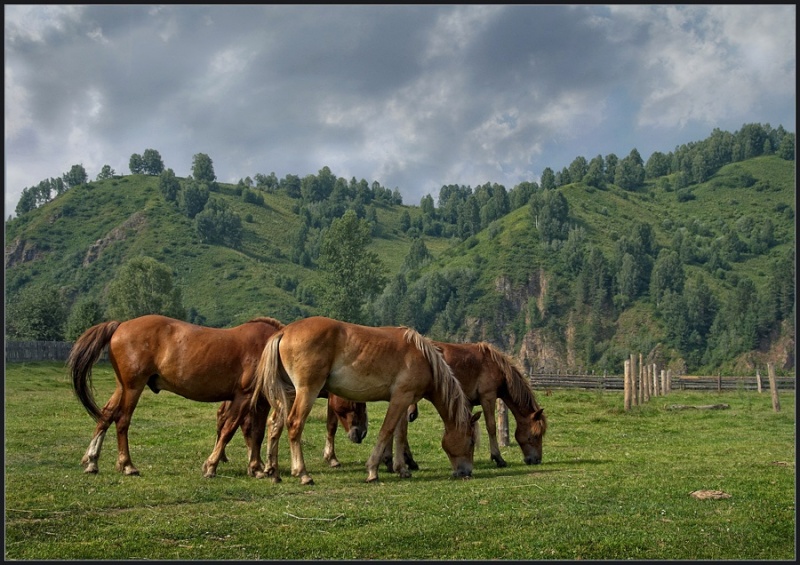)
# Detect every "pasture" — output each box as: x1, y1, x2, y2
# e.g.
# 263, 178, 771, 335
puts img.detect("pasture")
4, 362, 795, 560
